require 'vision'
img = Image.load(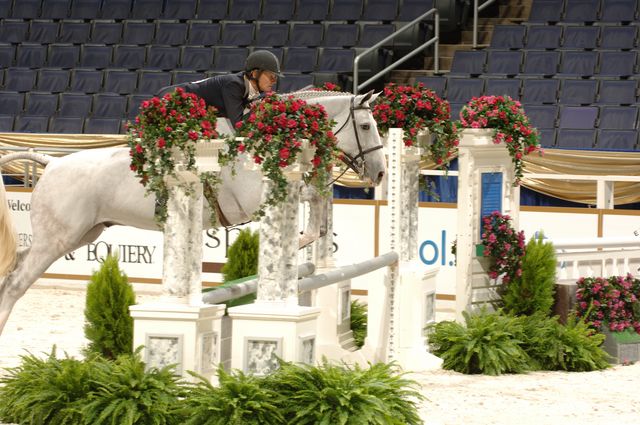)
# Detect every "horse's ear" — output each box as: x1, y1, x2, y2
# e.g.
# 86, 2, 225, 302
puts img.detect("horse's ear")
368, 91, 381, 104
357, 90, 374, 105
